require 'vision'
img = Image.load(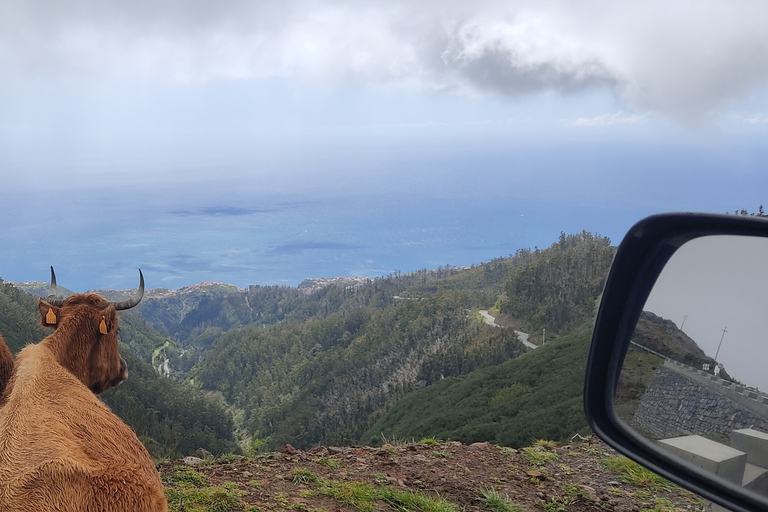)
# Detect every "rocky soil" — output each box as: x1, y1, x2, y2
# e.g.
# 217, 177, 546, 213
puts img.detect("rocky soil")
160, 436, 704, 512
